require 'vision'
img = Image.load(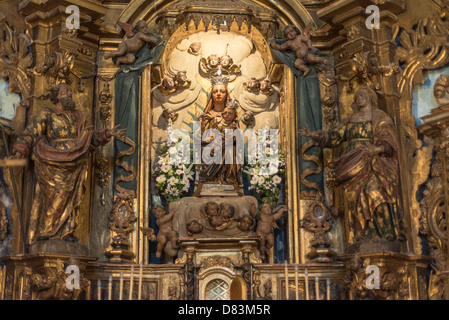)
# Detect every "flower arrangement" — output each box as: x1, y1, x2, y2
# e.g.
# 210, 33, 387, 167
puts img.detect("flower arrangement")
245, 127, 285, 204
153, 120, 194, 203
